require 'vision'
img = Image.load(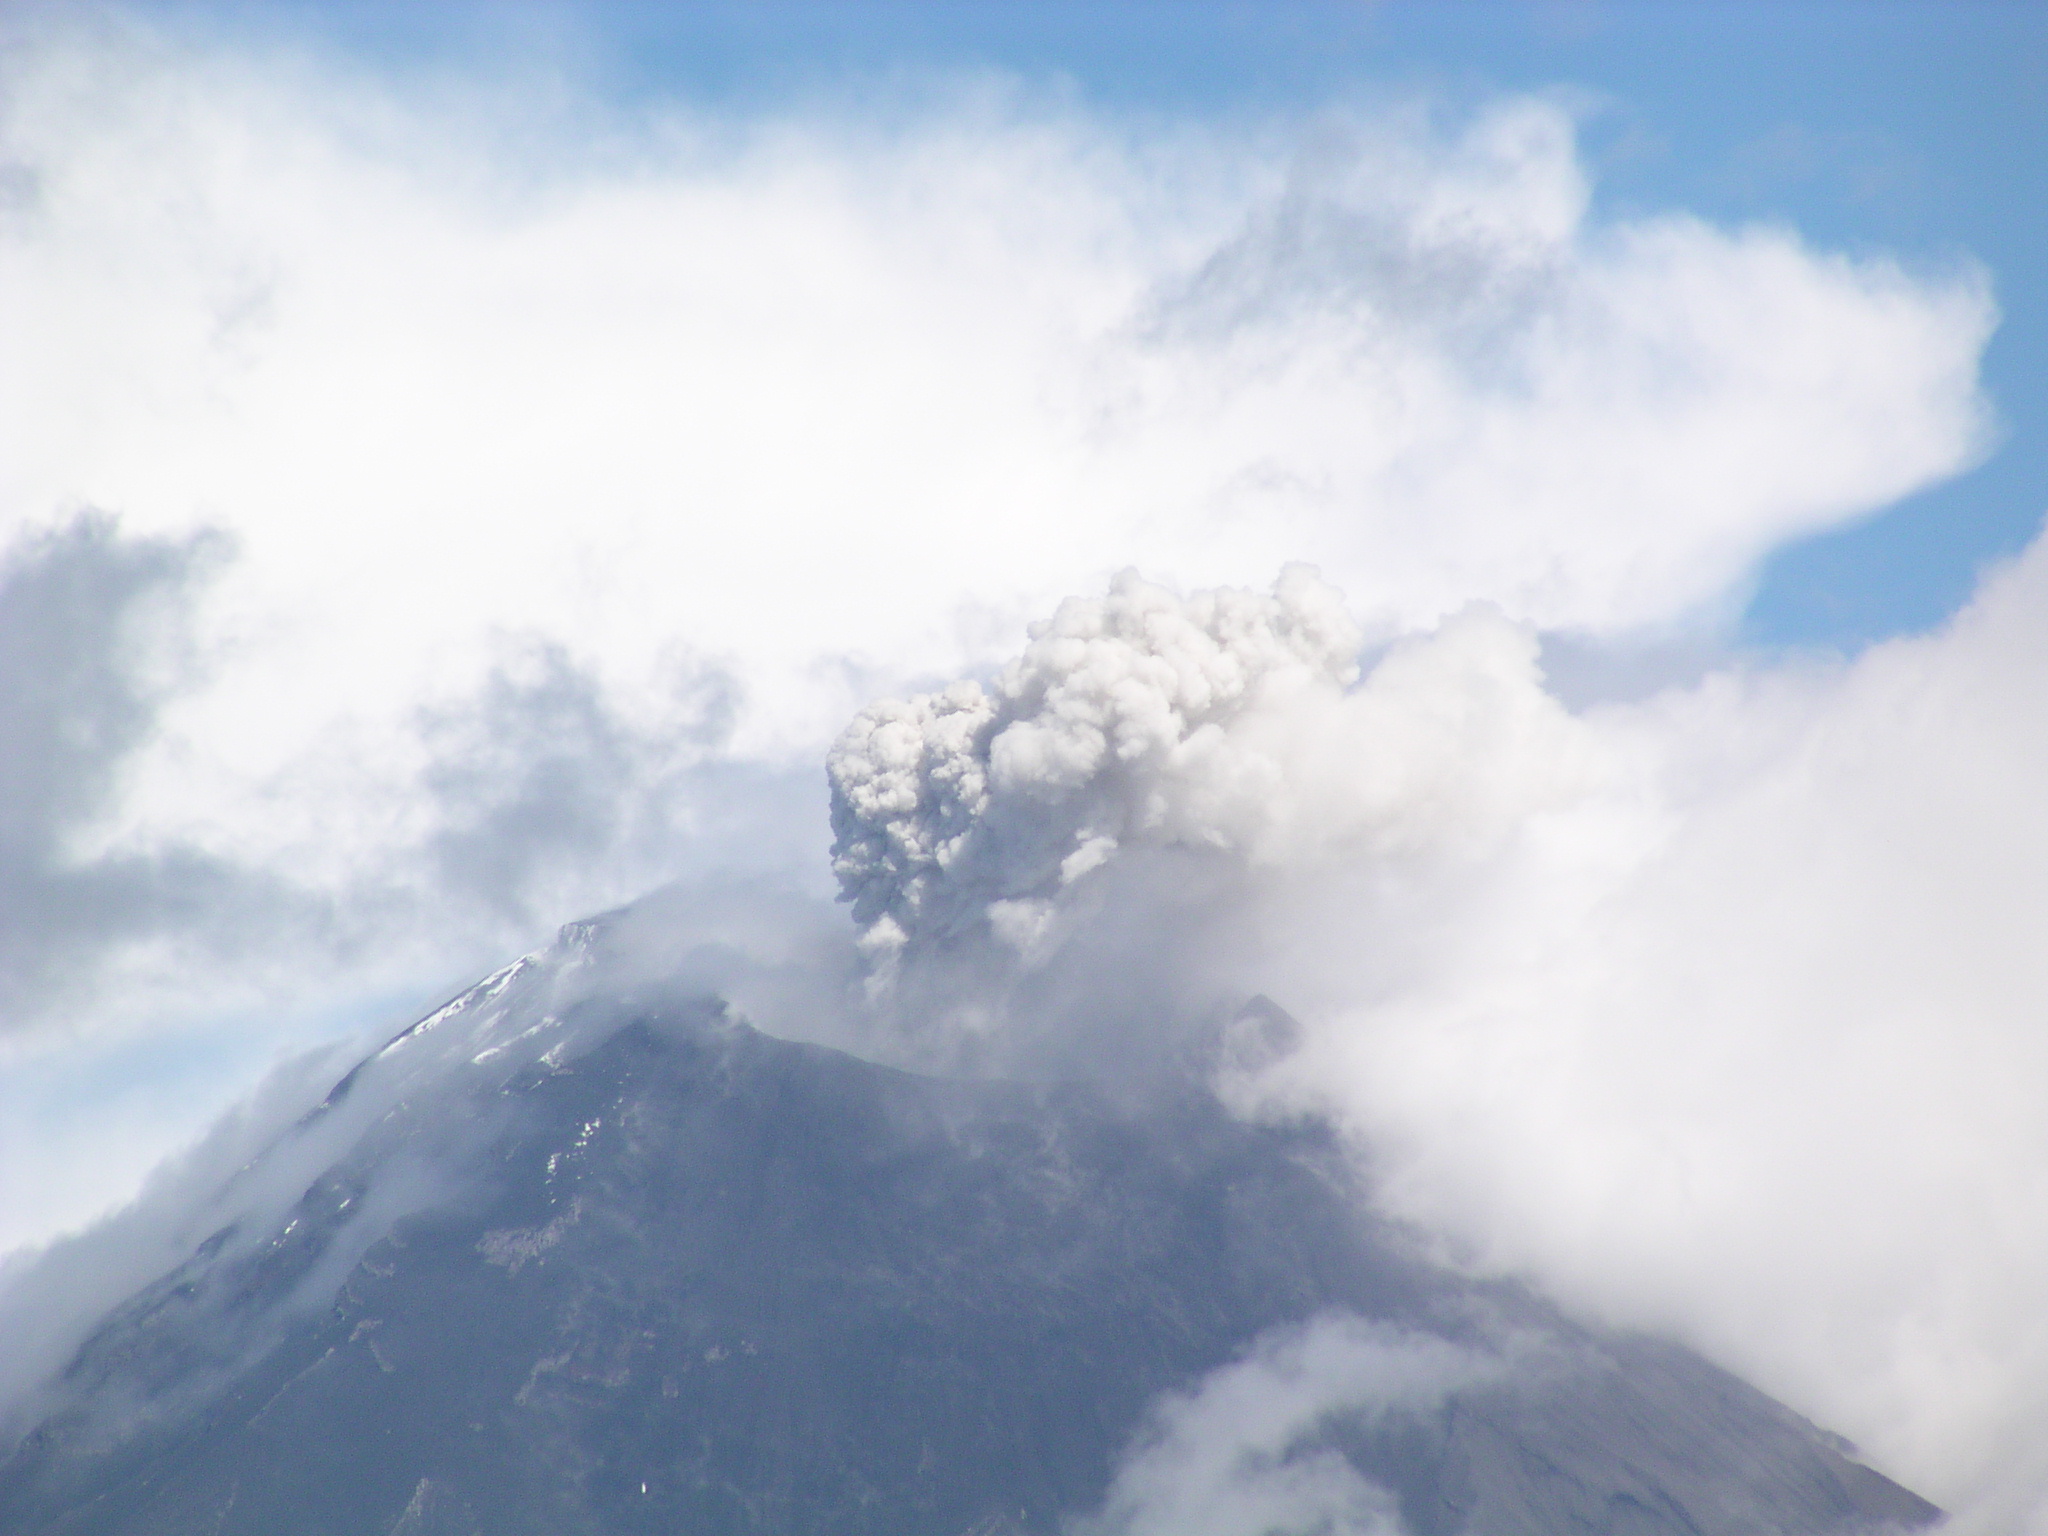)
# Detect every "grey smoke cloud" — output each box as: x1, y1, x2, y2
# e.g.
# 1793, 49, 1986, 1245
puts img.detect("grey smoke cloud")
829, 565, 1361, 960
825, 566, 1592, 1078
